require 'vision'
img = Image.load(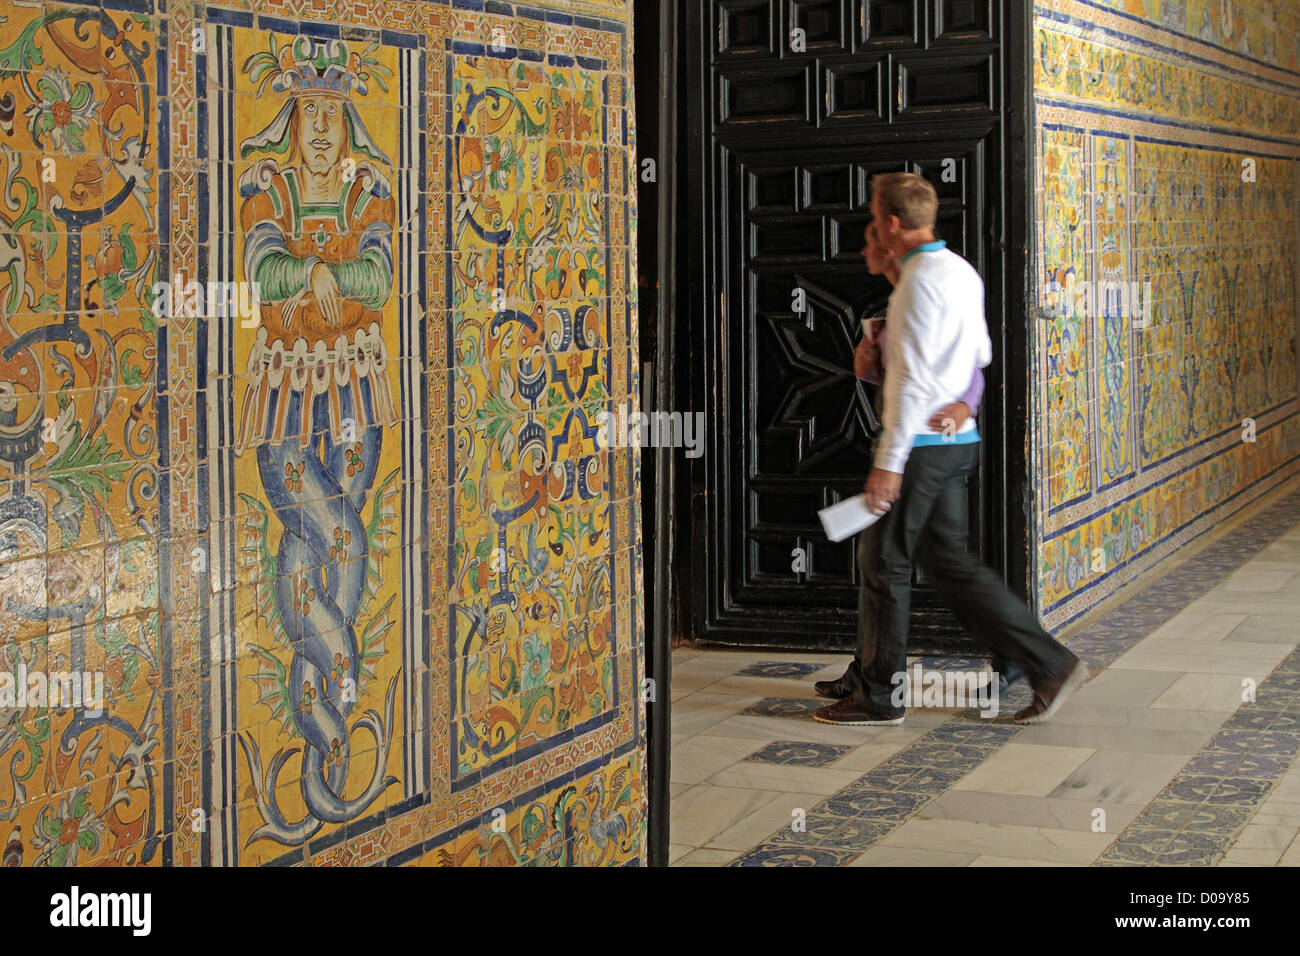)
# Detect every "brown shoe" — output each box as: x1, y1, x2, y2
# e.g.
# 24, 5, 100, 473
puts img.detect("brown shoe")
813, 697, 905, 726
1014, 661, 1089, 725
